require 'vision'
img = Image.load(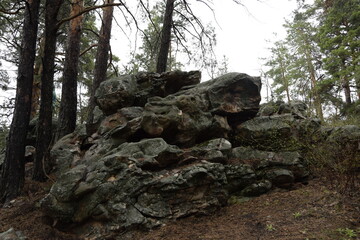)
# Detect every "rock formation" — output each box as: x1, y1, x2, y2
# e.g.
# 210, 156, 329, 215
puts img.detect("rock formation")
39, 71, 359, 239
